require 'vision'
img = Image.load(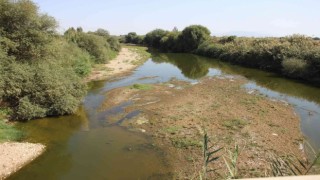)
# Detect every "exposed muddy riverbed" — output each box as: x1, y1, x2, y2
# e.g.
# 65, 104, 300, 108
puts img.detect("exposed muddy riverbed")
9, 51, 320, 179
